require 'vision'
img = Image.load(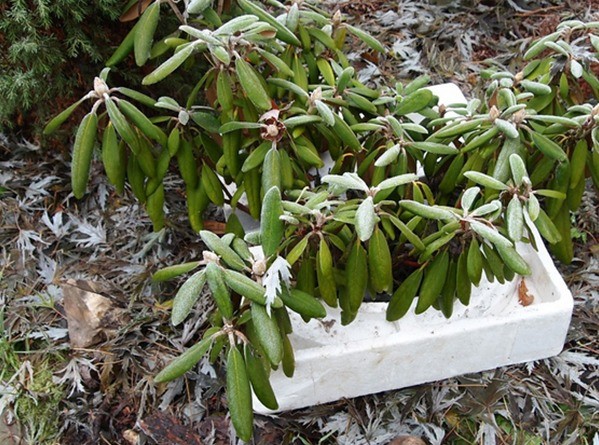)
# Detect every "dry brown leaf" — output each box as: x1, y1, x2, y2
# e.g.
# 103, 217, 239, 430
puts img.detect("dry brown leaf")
203, 220, 227, 234
62, 279, 128, 348
120, 0, 152, 22
518, 279, 534, 306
